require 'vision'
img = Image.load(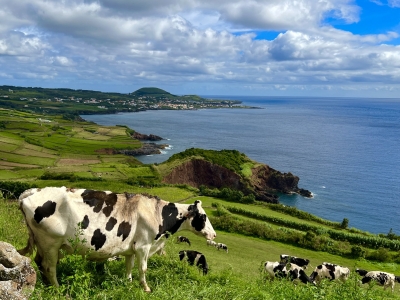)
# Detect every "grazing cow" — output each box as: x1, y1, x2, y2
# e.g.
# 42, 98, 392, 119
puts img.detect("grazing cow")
176, 236, 191, 246
360, 271, 400, 292
18, 187, 216, 292
207, 239, 217, 247
264, 261, 315, 285
217, 243, 228, 253
179, 250, 208, 275
310, 262, 350, 284
263, 261, 280, 280
280, 254, 310, 269
355, 268, 369, 276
